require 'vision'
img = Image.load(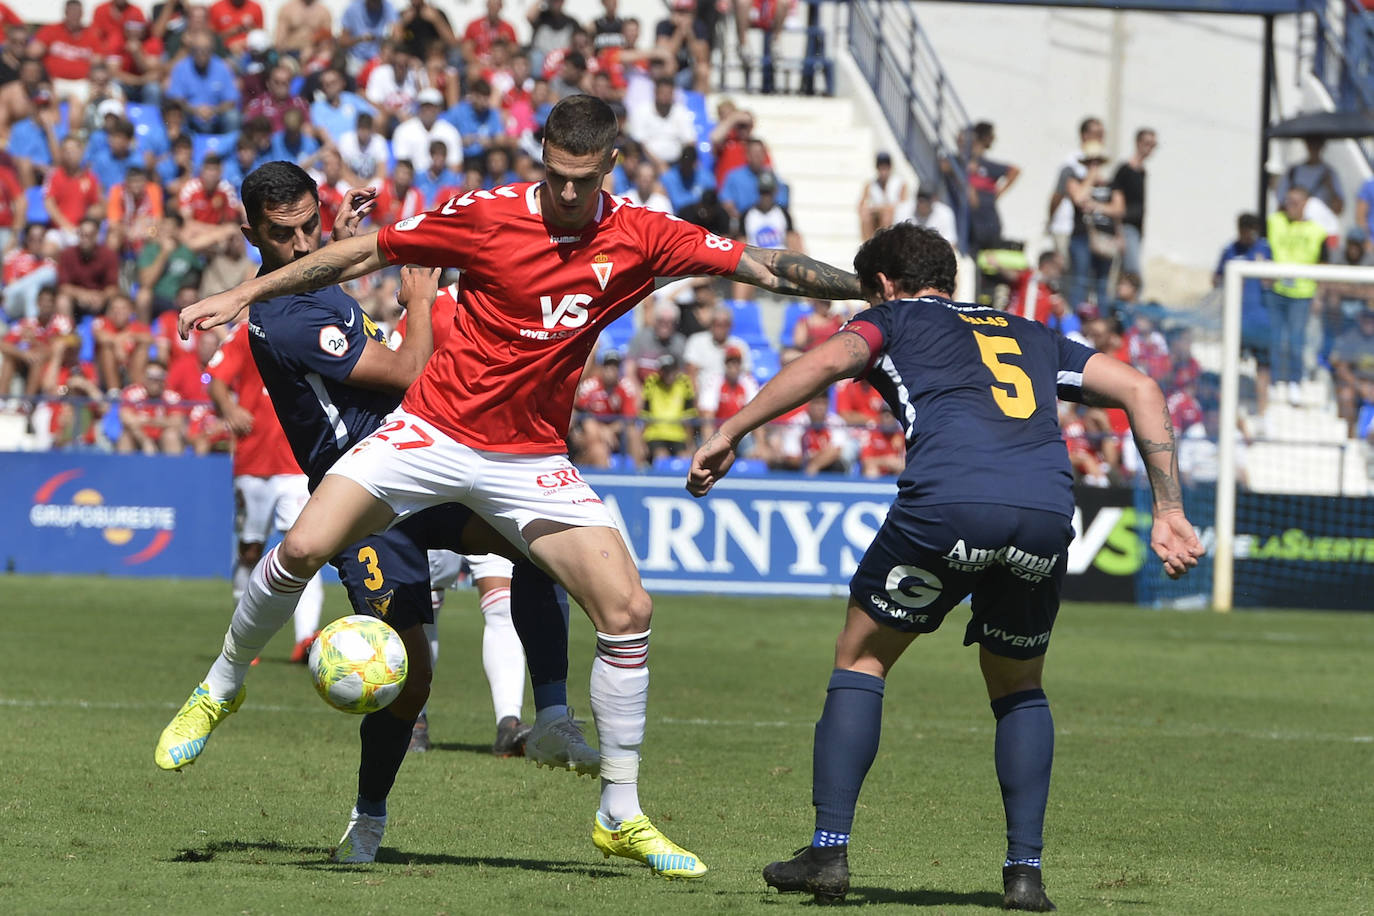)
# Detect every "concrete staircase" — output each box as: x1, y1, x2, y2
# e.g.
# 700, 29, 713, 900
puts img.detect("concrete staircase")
720, 93, 871, 280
